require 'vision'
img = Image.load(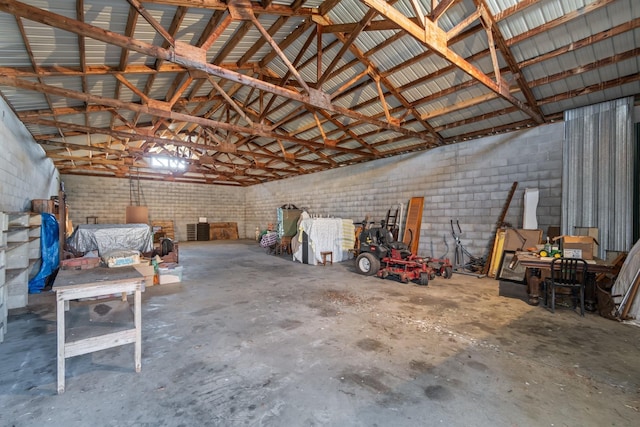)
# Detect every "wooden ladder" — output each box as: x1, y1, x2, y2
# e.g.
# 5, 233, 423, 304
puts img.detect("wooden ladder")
385, 208, 399, 229
385, 207, 399, 239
